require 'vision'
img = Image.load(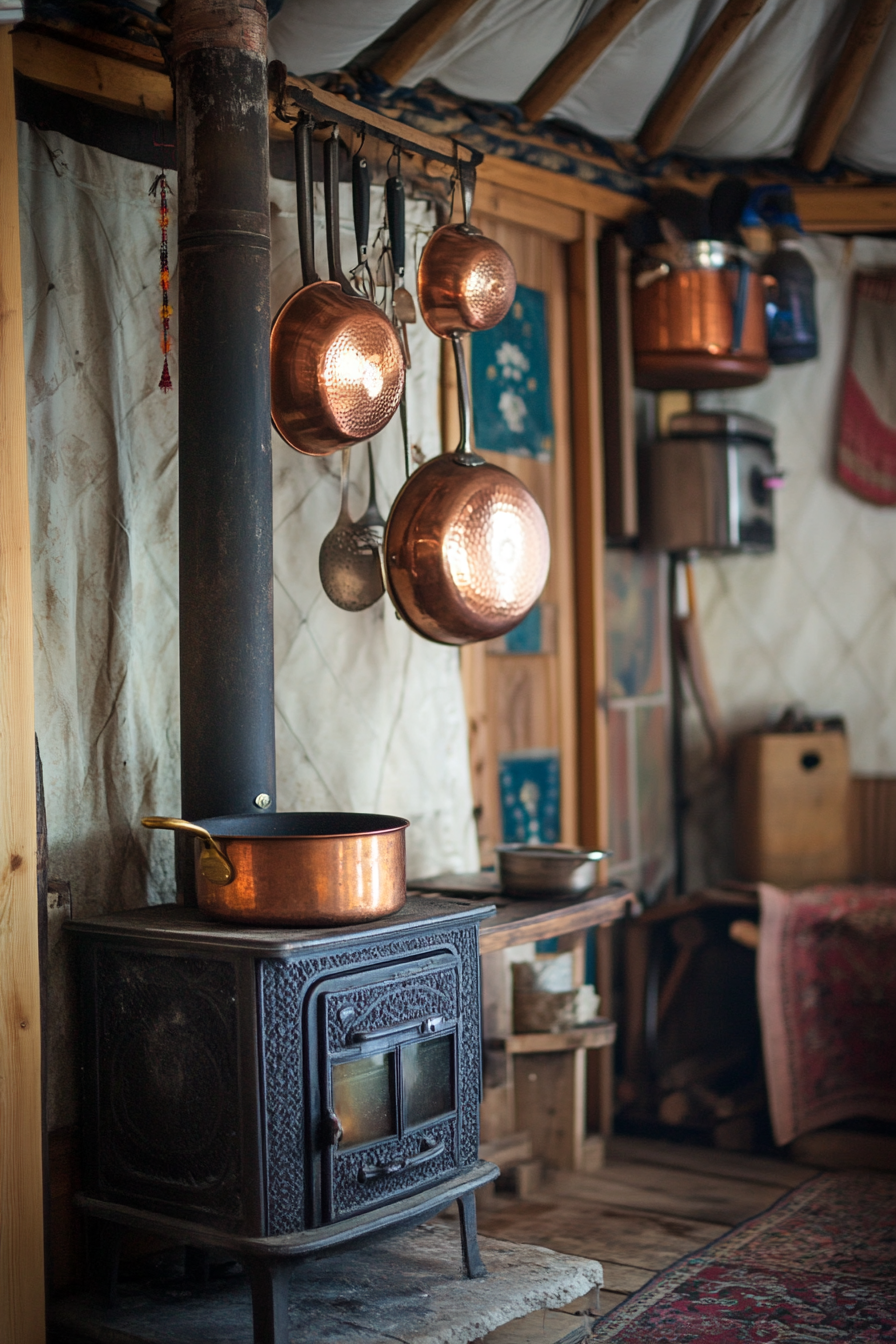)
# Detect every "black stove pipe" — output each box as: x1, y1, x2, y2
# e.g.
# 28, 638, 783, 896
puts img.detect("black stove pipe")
171, 0, 276, 837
